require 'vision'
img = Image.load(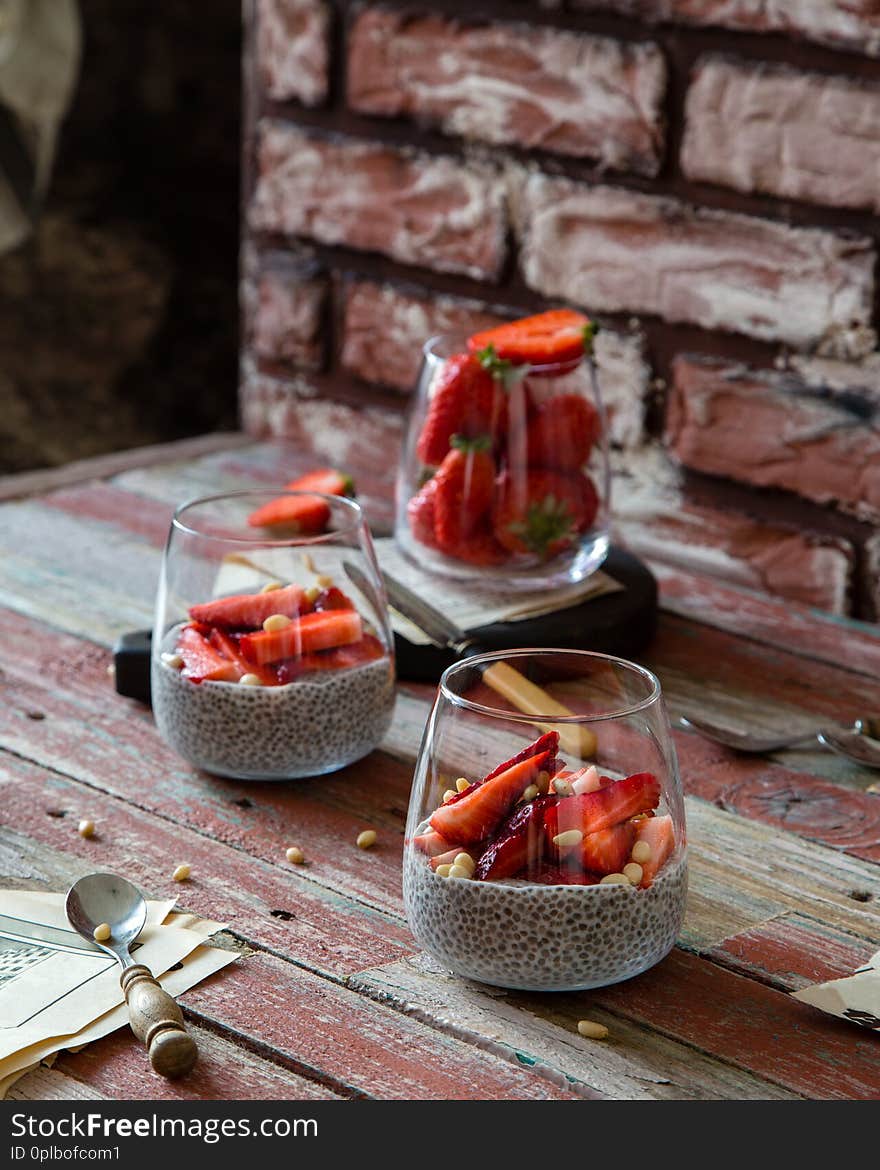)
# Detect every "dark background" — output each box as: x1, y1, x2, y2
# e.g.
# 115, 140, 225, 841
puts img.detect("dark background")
0, 0, 241, 474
